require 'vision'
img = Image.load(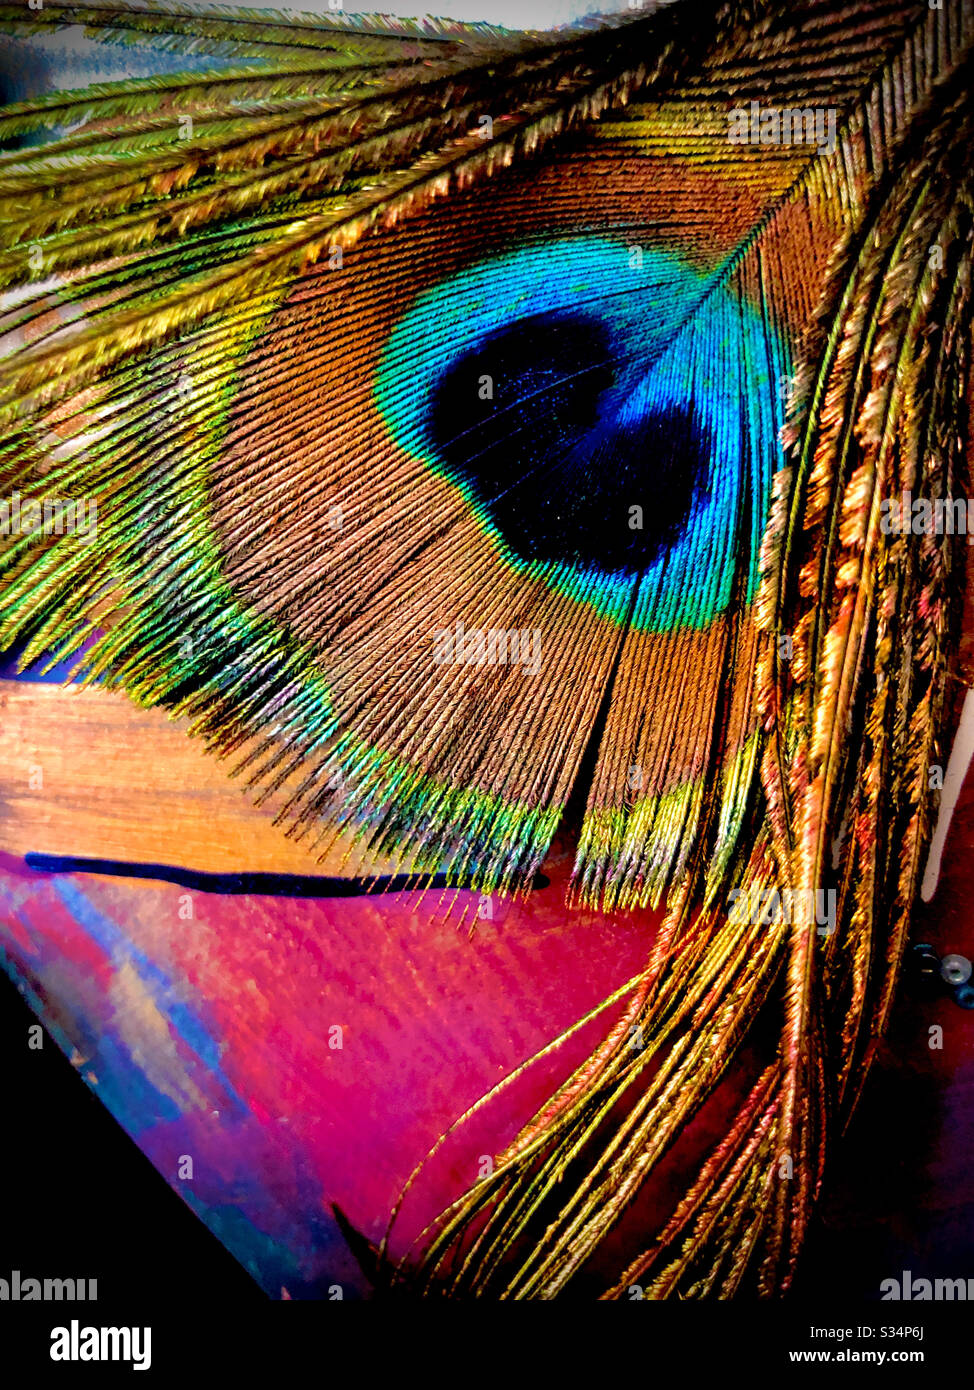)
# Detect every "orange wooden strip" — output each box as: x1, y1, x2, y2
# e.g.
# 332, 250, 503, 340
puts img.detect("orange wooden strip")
0, 678, 398, 877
